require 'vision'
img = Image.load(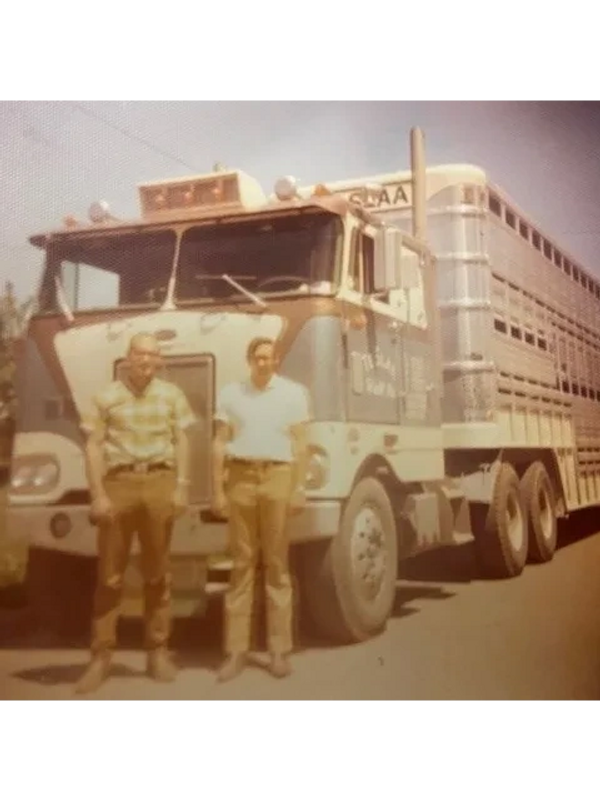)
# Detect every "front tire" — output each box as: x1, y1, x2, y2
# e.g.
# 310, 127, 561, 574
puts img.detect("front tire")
300, 477, 398, 643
